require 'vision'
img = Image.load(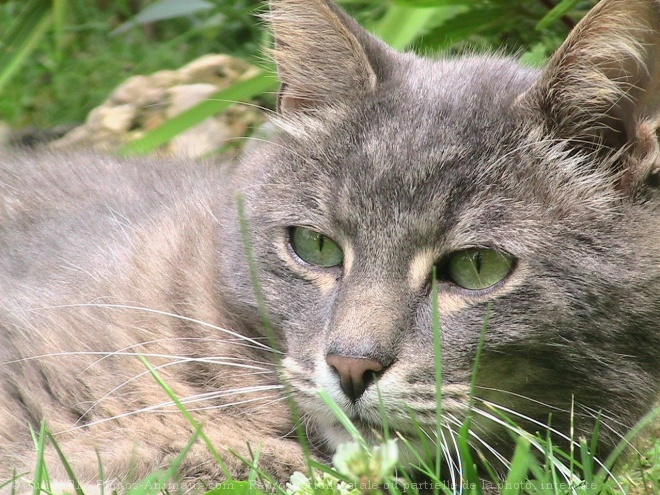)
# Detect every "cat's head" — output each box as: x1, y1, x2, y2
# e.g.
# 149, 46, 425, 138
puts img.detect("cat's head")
223, 0, 660, 471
